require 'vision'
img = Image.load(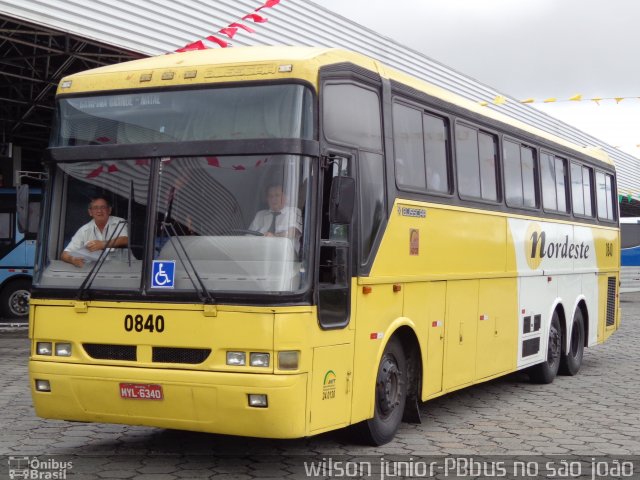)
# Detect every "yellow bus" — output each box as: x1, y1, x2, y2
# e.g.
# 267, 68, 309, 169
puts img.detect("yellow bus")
28, 46, 620, 445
